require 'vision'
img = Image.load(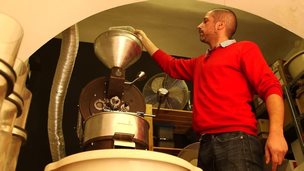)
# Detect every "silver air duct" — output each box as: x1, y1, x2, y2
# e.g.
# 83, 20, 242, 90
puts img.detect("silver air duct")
48, 25, 79, 161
